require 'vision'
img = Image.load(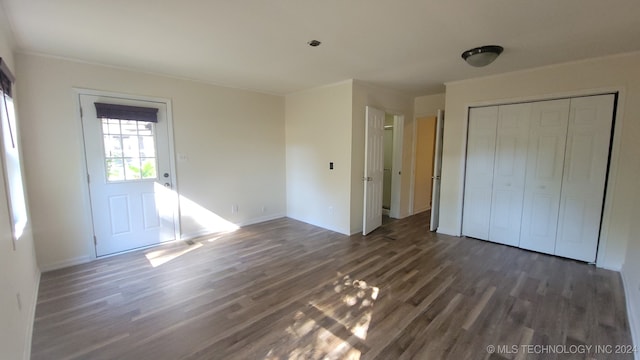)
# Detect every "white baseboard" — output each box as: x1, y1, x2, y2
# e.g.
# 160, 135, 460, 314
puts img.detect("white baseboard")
598, 263, 623, 271
621, 268, 640, 360
181, 213, 287, 241
24, 269, 41, 360
39, 255, 93, 272
180, 228, 232, 241
237, 213, 286, 227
